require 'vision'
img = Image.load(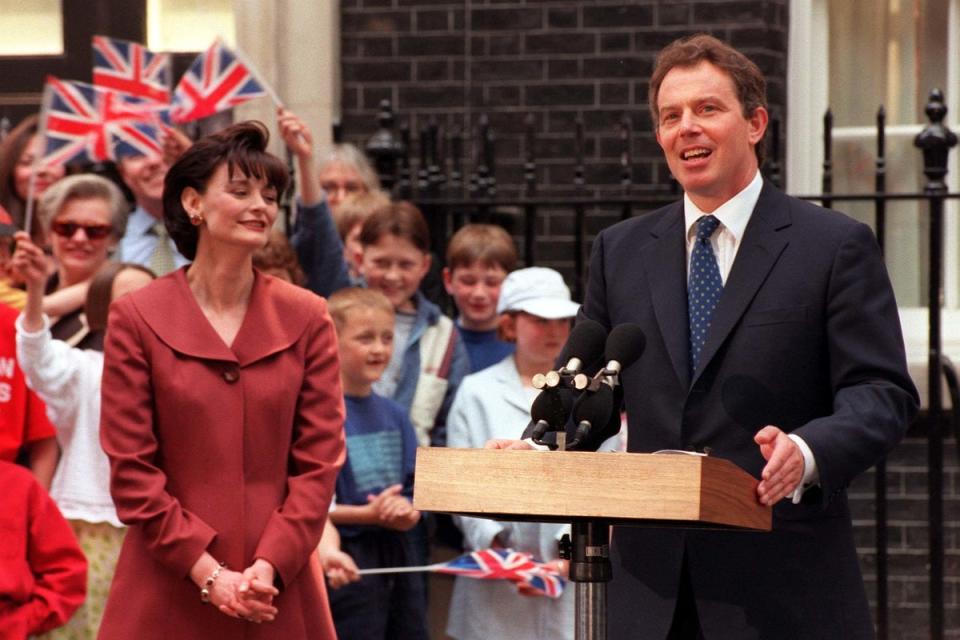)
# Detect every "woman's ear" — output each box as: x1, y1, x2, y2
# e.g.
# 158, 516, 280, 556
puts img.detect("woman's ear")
181, 186, 202, 218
